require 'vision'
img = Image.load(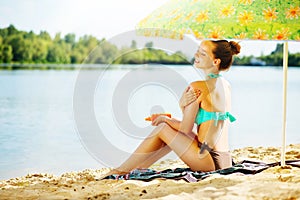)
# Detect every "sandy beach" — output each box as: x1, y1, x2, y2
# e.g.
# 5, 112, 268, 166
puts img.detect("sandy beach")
1, 144, 300, 200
